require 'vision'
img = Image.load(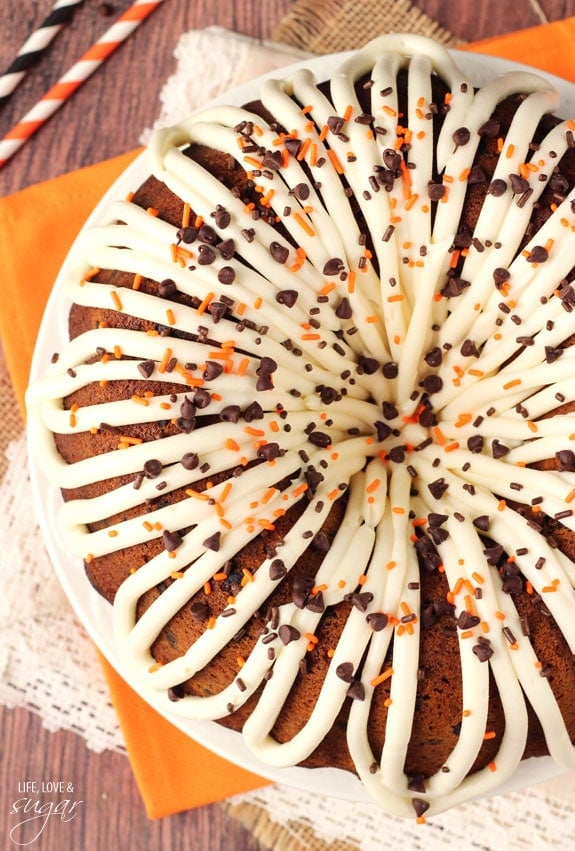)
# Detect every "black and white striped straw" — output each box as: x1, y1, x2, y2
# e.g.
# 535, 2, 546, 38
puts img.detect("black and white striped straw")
0, 0, 84, 105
